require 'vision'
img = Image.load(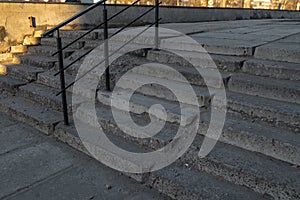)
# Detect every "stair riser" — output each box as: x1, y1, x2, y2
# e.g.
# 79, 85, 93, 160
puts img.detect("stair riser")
7, 68, 42, 82
0, 101, 56, 135
41, 38, 85, 49
96, 91, 196, 126
131, 65, 230, 88
20, 56, 56, 70
228, 100, 300, 131
74, 107, 299, 199
53, 31, 99, 40
27, 47, 74, 58
198, 117, 300, 165
18, 87, 72, 114
0, 82, 22, 94
254, 46, 300, 64
147, 50, 244, 72
228, 79, 300, 104
116, 81, 211, 108
160, 39, 254, 56
242, 61, 300, 81
186, 147, 298, 200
